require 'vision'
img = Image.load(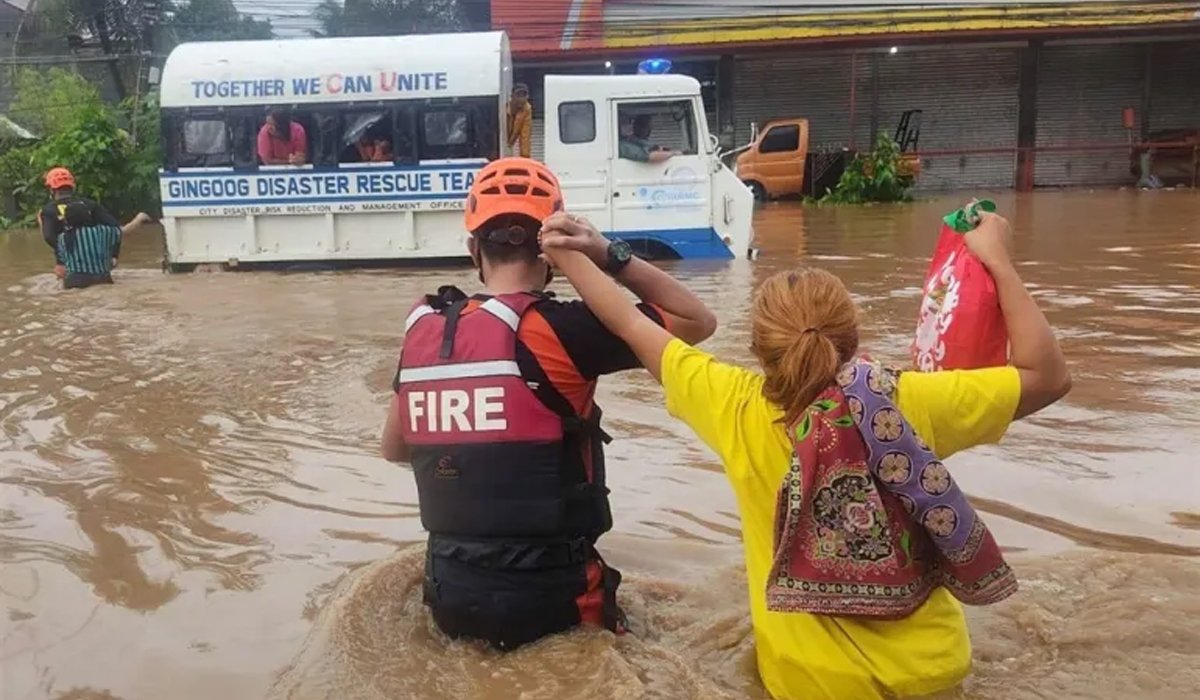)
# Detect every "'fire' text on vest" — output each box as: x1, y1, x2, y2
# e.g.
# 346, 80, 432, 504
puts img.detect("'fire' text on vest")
407, 388, 506, 432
